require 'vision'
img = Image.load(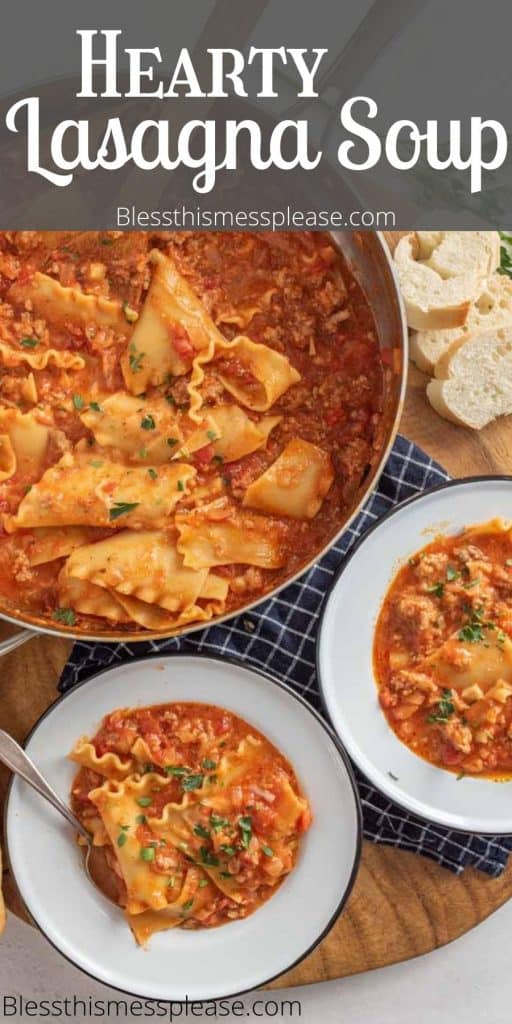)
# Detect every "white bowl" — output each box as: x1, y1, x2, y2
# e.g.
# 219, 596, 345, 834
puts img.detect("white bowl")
5, 653, 361, 1002
318, 477, 512, 835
